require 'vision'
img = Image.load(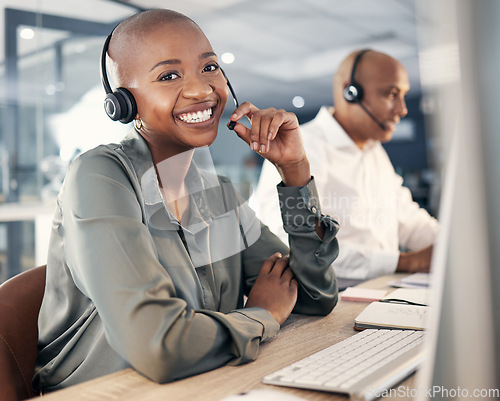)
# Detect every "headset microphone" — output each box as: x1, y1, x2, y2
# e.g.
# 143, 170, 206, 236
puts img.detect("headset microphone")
343, 49, 386, 131
357, 101, 386, 131
221, 68, 239, 130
